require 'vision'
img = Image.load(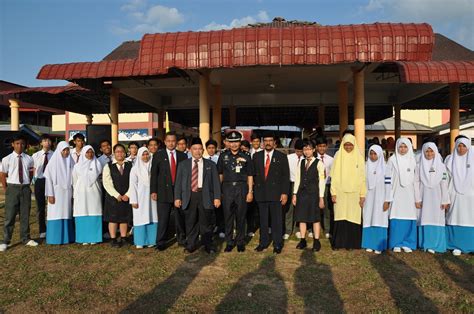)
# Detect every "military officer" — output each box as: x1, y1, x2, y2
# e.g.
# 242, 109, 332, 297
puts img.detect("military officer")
217, 131, 254, 252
